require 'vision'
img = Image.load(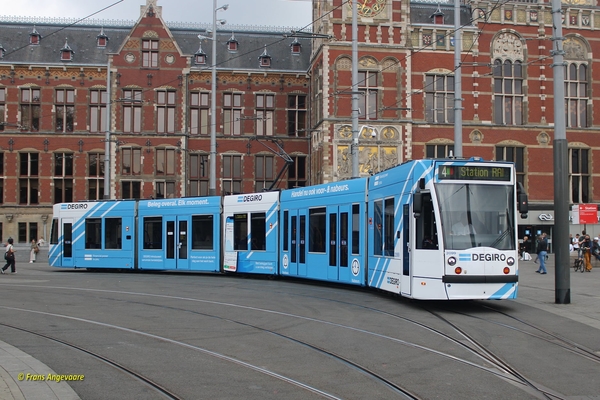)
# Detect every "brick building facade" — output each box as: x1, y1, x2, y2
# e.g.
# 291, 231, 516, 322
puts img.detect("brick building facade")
0, 0, 599, 245
310, 0, 600, 246
0, 0, 311, 242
